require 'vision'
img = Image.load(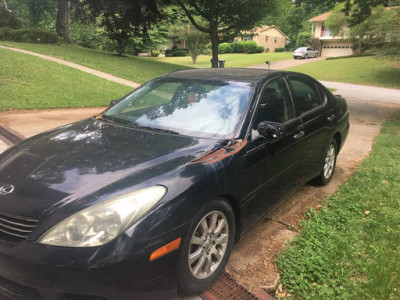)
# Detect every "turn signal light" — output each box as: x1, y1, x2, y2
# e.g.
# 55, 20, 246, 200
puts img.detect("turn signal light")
149, 237, 182, 261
